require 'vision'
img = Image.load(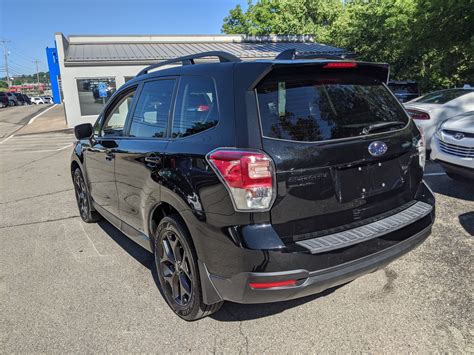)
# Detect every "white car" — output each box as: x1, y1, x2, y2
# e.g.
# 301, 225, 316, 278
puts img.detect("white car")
431, 111, 474, 180
404, 88, 474, 154
30, 97, 45, 105
41, 96, 53, 104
